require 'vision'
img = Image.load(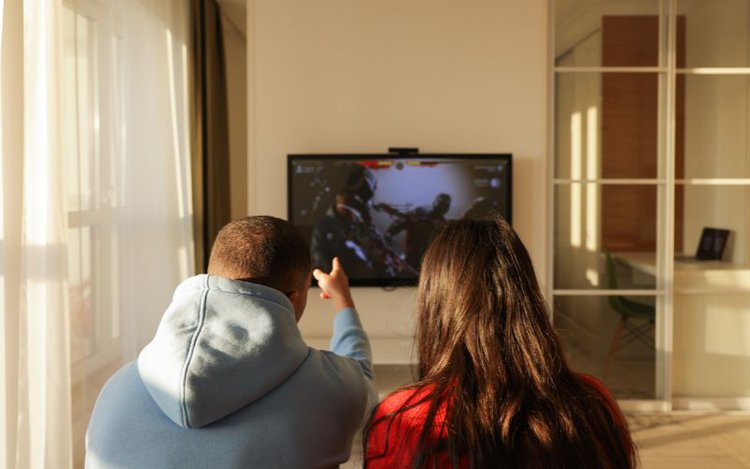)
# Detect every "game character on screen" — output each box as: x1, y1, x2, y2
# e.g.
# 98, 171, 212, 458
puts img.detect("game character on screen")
377, 193, 452, 271
311, 166, 413, 278
311, 189, 384, 277
343, 165, 377, 222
